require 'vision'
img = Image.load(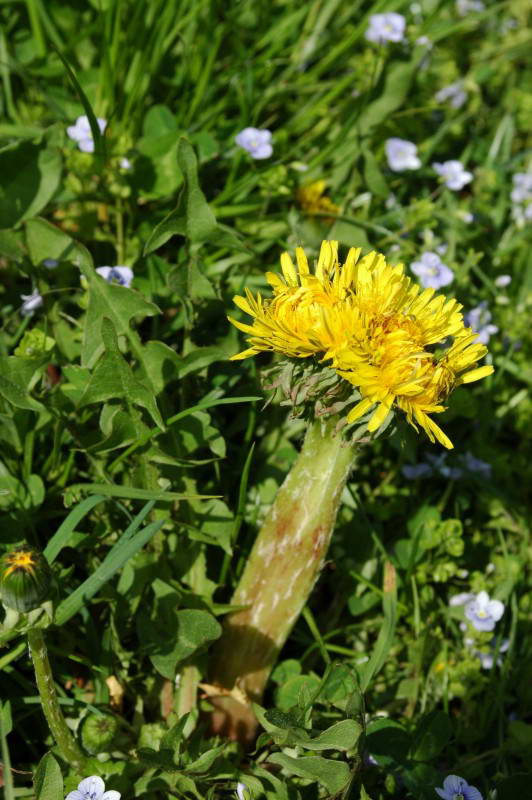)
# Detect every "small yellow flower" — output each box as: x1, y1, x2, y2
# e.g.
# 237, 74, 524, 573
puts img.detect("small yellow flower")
297, 180, 339, 217
228, 241, 494, 448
